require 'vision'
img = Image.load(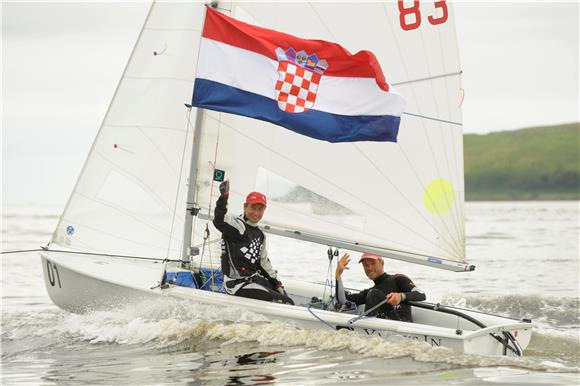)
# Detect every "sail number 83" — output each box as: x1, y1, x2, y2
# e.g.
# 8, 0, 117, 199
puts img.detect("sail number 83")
398, 0, 448, 31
